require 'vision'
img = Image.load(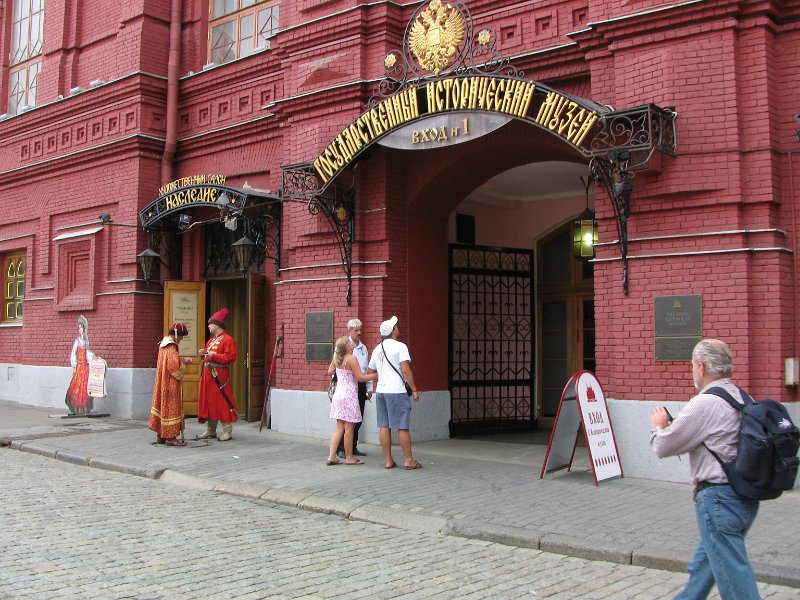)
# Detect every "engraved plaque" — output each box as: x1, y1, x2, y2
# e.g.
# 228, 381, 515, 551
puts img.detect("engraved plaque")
306, 312, 333, 361
655, 337, 701, 362
654, 295, 702, 337
654, 295, 702, 361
